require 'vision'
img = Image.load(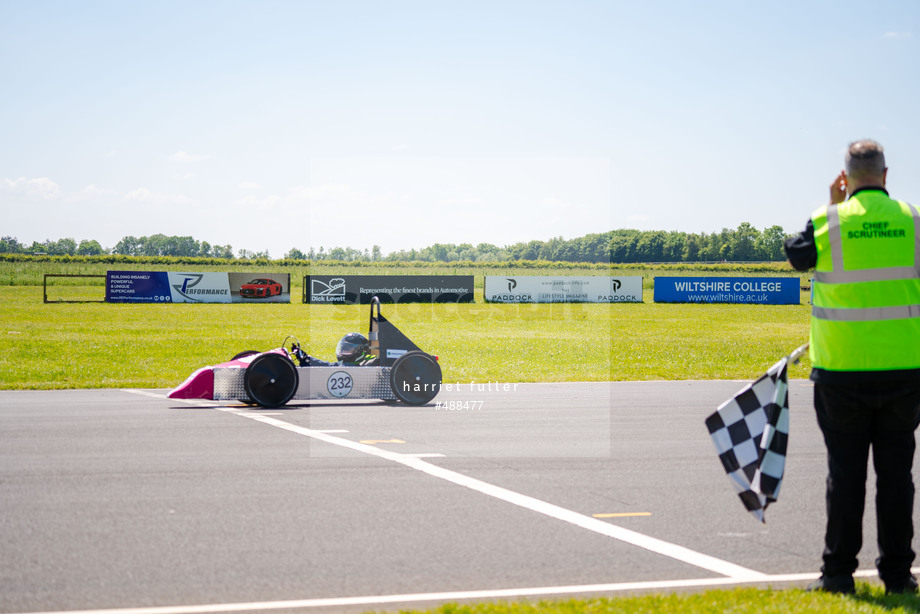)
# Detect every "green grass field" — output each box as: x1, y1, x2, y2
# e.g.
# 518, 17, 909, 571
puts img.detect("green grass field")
0, 285, 811, 389
397, 586, 920, 613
